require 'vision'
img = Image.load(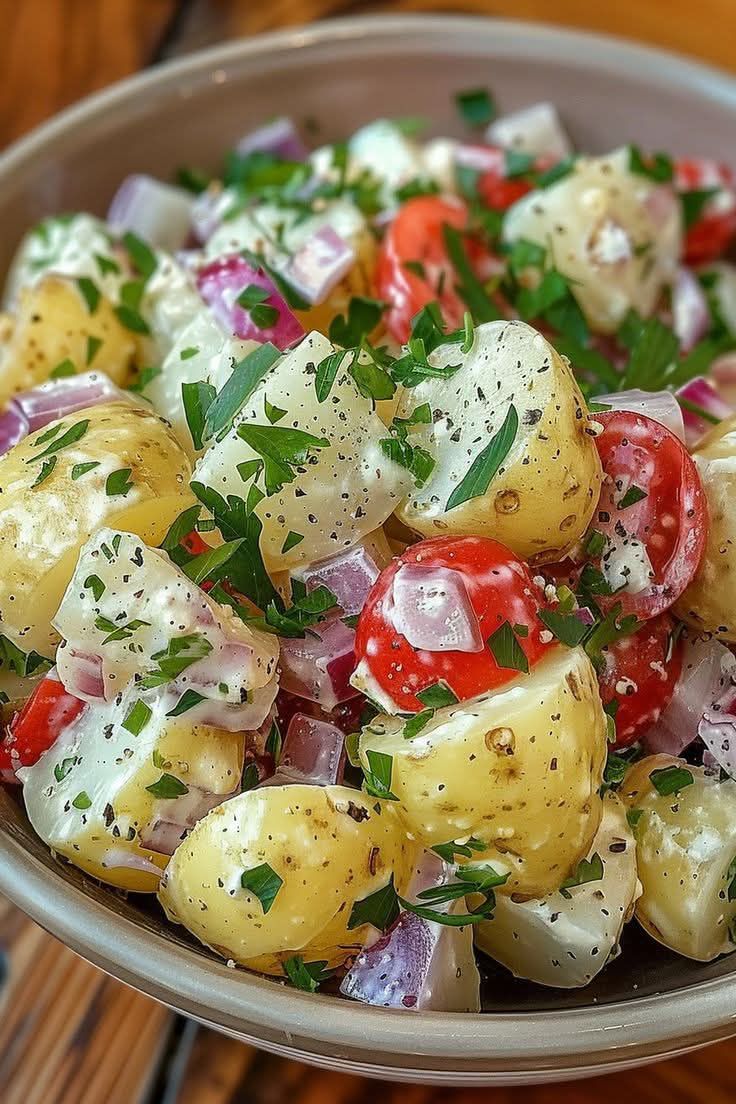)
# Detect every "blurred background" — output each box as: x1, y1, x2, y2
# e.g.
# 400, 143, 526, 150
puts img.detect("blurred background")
0, 1, 735, 1102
